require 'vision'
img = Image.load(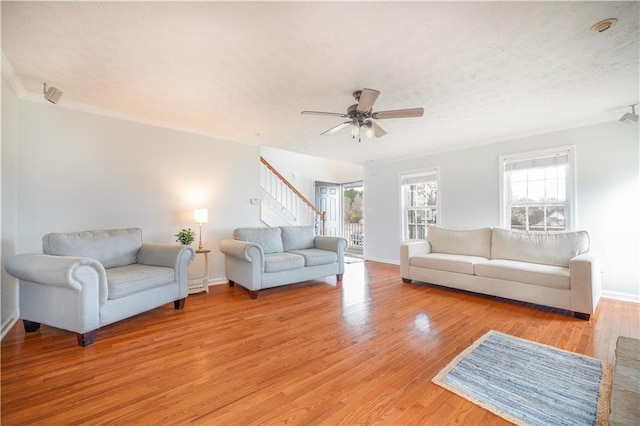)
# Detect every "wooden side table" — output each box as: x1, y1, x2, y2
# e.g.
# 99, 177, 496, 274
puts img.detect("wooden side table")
188, 249, 211, 294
